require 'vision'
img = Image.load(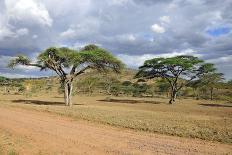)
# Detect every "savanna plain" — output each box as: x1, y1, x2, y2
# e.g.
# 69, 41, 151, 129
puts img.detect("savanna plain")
0, 93, 231, 155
